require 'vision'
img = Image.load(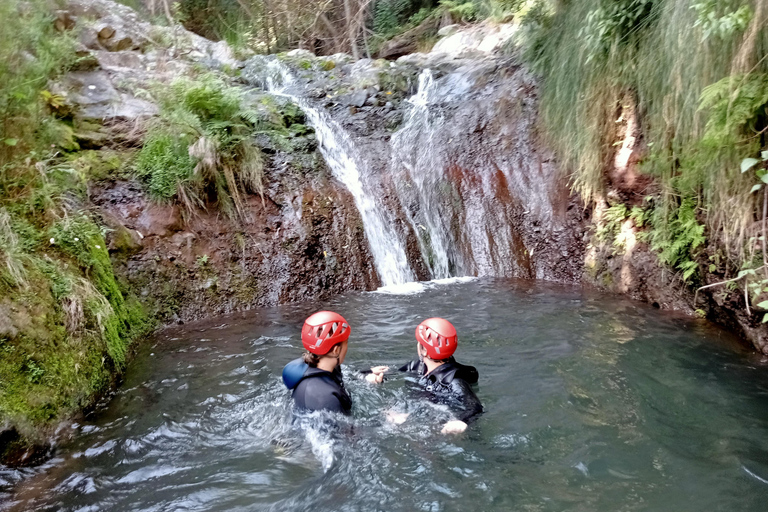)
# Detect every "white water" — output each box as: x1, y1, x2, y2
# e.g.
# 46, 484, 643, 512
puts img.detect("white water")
374, 276, 477, 295
388, 70, 455, 279
389, 68, 535, 279
263, 61, 414, 287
